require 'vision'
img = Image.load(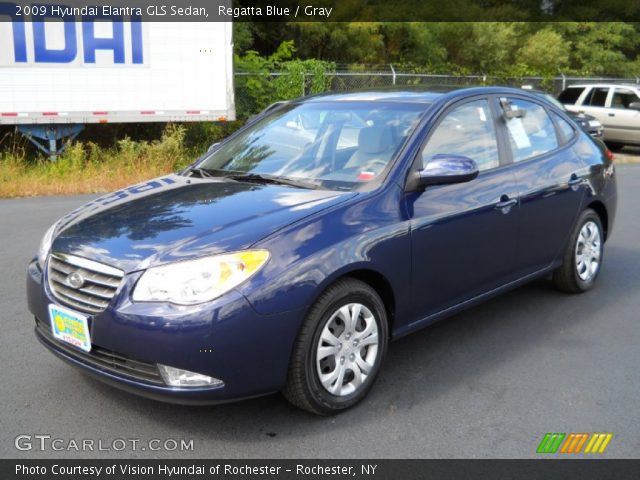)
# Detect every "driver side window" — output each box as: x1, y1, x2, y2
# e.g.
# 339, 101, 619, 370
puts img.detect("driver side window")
611, 89, 640, 110
421, 99, 500, 172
